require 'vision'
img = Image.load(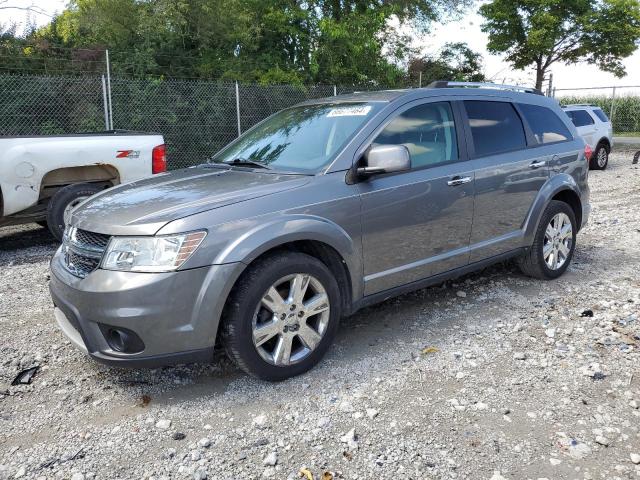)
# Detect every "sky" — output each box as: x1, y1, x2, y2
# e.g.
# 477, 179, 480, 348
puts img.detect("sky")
1, 0, 639, 94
